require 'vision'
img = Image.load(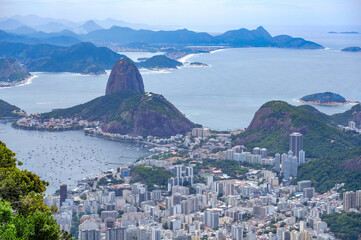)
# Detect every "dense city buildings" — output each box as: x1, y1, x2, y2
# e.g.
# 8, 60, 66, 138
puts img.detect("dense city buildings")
44, 128, 359, 240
